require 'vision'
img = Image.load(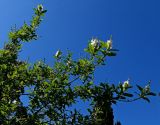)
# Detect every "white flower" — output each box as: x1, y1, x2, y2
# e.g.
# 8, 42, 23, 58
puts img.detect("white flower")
55, 50, 62, 58
90, 39, 99, 47
37, 4, 43, 12
122, 80, 130, 91
106, 39, 112, 49
144, 84, 150, 93
67, 61, 72, 68
12, 100, 17, 104
67, 60, 71, 66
